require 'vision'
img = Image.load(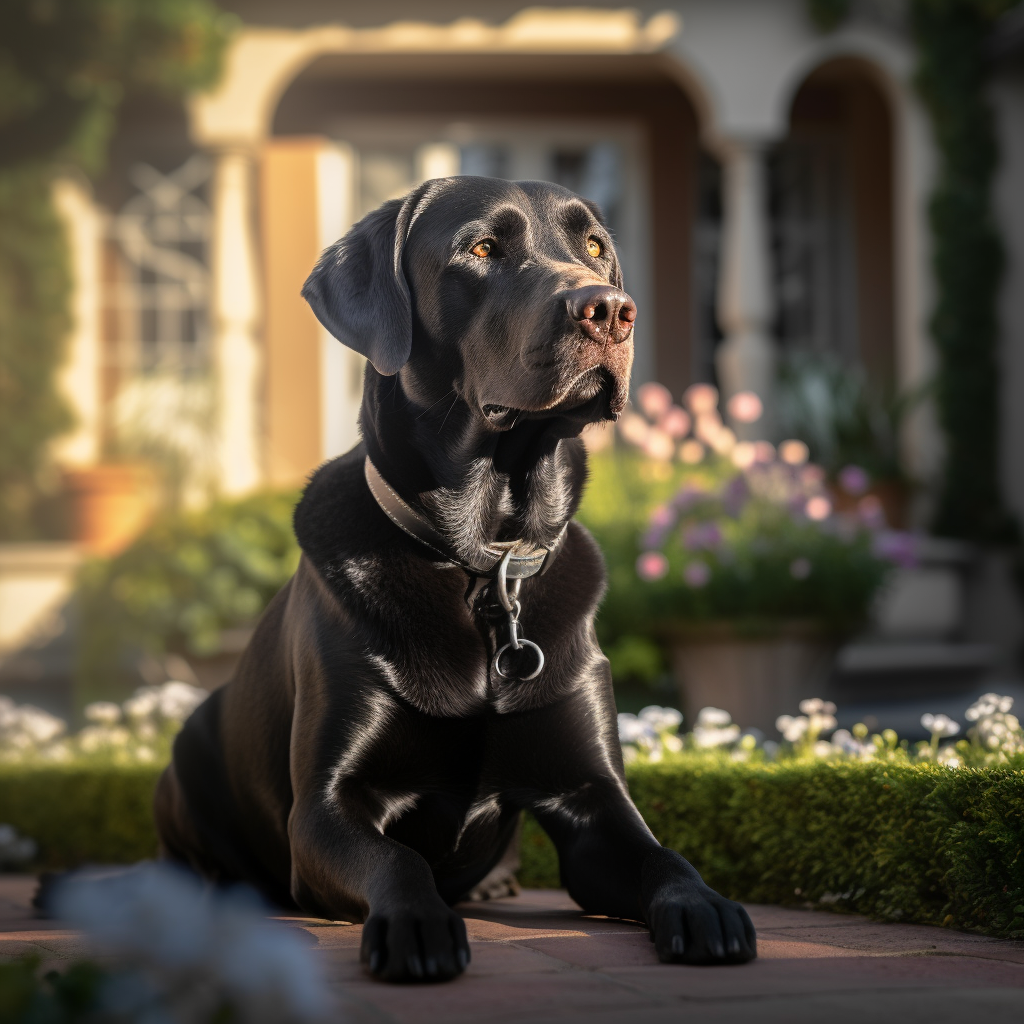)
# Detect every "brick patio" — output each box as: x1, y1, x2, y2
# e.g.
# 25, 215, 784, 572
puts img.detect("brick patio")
3, 876, 1024, 1023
